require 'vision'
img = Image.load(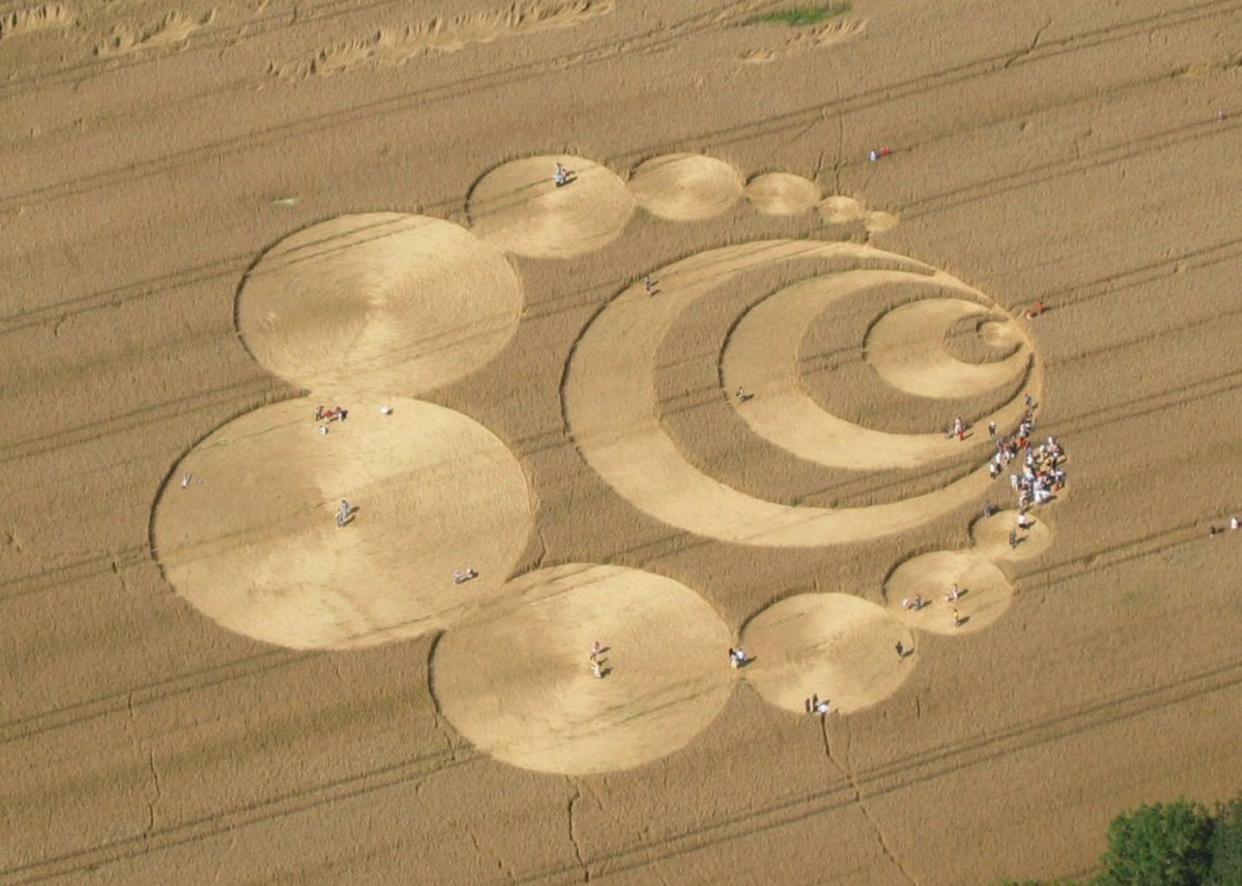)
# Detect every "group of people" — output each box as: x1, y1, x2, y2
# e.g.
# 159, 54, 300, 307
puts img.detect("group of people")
315, 404, 348, 424
898, 583, 966, 632
993, 405, 1068, 541
1010, 435, 1067, 509
315, 404, 348, 436
947, 398, 1069, 546
1209, 516, 1241, 537
586, 643, 750, 679
901, 582, 964, 611
804, 693, 832, 717
980, 399, 1069, 537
